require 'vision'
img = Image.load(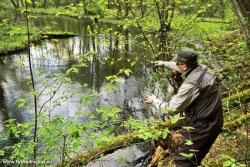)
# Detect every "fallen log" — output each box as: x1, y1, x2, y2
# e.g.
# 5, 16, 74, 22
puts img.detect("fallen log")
67, 131, 141, 166
222, 88, 250, 109
66, 118, 183, 167
147, 146, 169, 167
223, 112, 250, 130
